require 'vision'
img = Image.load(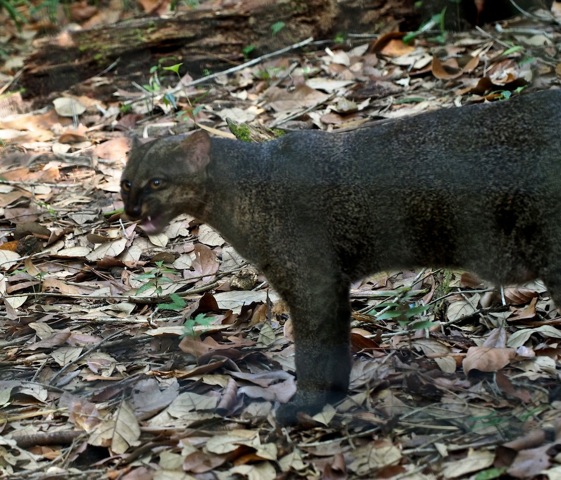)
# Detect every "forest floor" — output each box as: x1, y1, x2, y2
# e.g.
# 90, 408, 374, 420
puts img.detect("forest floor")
1, 1, 561, 479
